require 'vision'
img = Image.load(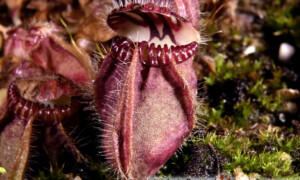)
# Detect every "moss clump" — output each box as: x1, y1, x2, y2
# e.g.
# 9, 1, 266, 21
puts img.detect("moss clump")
37, 169, 68, 180
226, 151, 293, 177
258, 129, 300, 154
204, 57, 286, 129
265, 0, 300, 45
200, 55, 299, 177
202, 132, 299, 178
205, 56, 264, 86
